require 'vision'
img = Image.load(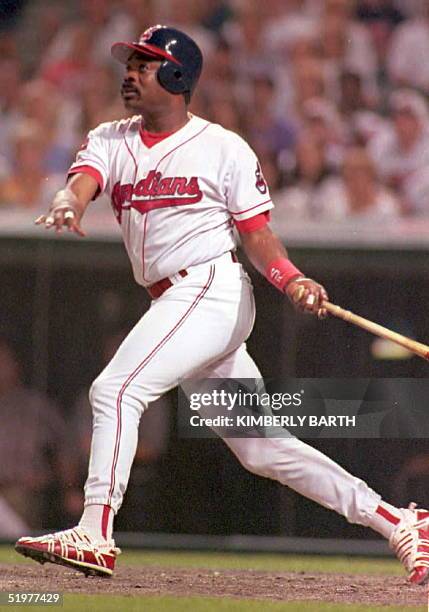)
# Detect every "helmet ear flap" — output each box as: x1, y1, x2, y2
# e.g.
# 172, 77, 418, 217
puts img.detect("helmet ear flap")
157, 61, 189, 95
